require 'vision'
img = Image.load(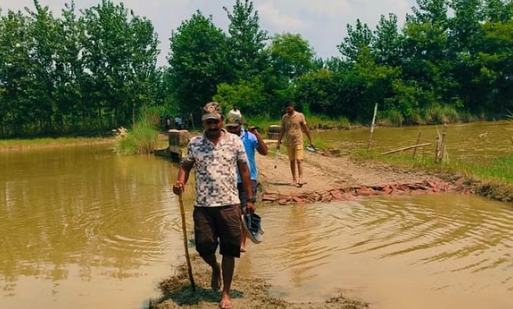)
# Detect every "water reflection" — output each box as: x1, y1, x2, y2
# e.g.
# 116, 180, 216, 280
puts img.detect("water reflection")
0, 145, 185, 309
315, 121, 513, 163
245, 194, 513, 309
